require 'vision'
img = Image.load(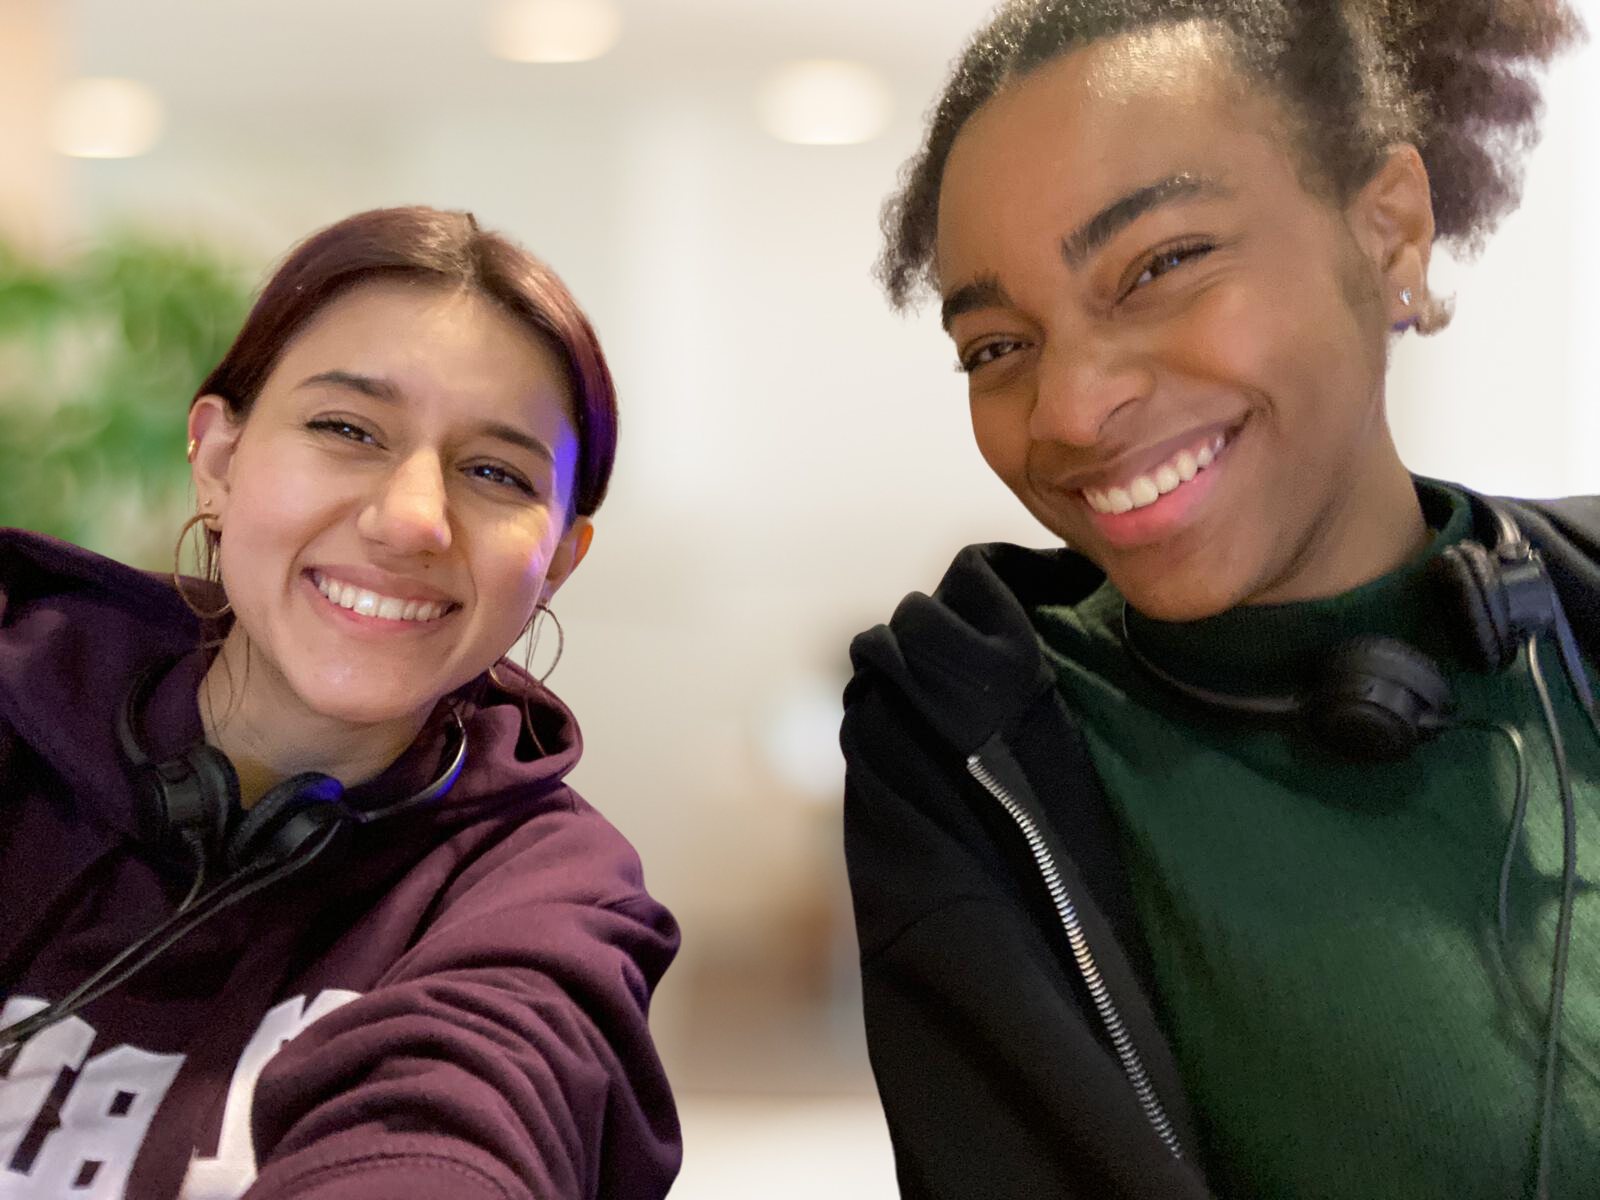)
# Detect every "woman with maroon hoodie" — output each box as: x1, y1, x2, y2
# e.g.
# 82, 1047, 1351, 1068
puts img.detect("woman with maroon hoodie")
0, 207, 679, 1199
